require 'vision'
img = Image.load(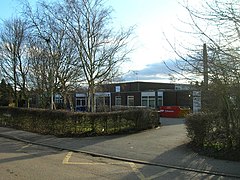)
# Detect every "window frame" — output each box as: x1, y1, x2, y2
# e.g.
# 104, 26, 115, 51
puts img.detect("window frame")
115, 96, 121, 106
127, 96, 134, 106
